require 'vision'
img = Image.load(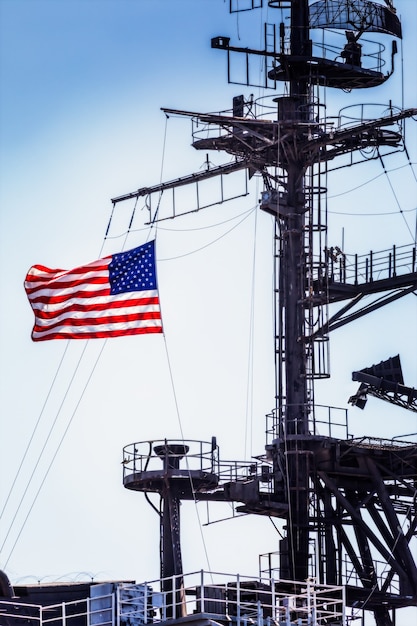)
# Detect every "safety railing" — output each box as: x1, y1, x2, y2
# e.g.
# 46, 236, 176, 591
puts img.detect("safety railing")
265, 404, 350, 443
122, 439, 219, 475
323, 243, 416, 286
0, 593, 113, 626
122, 438, 270, 493
0, 571, 347, 626
118, 570, 346, 626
